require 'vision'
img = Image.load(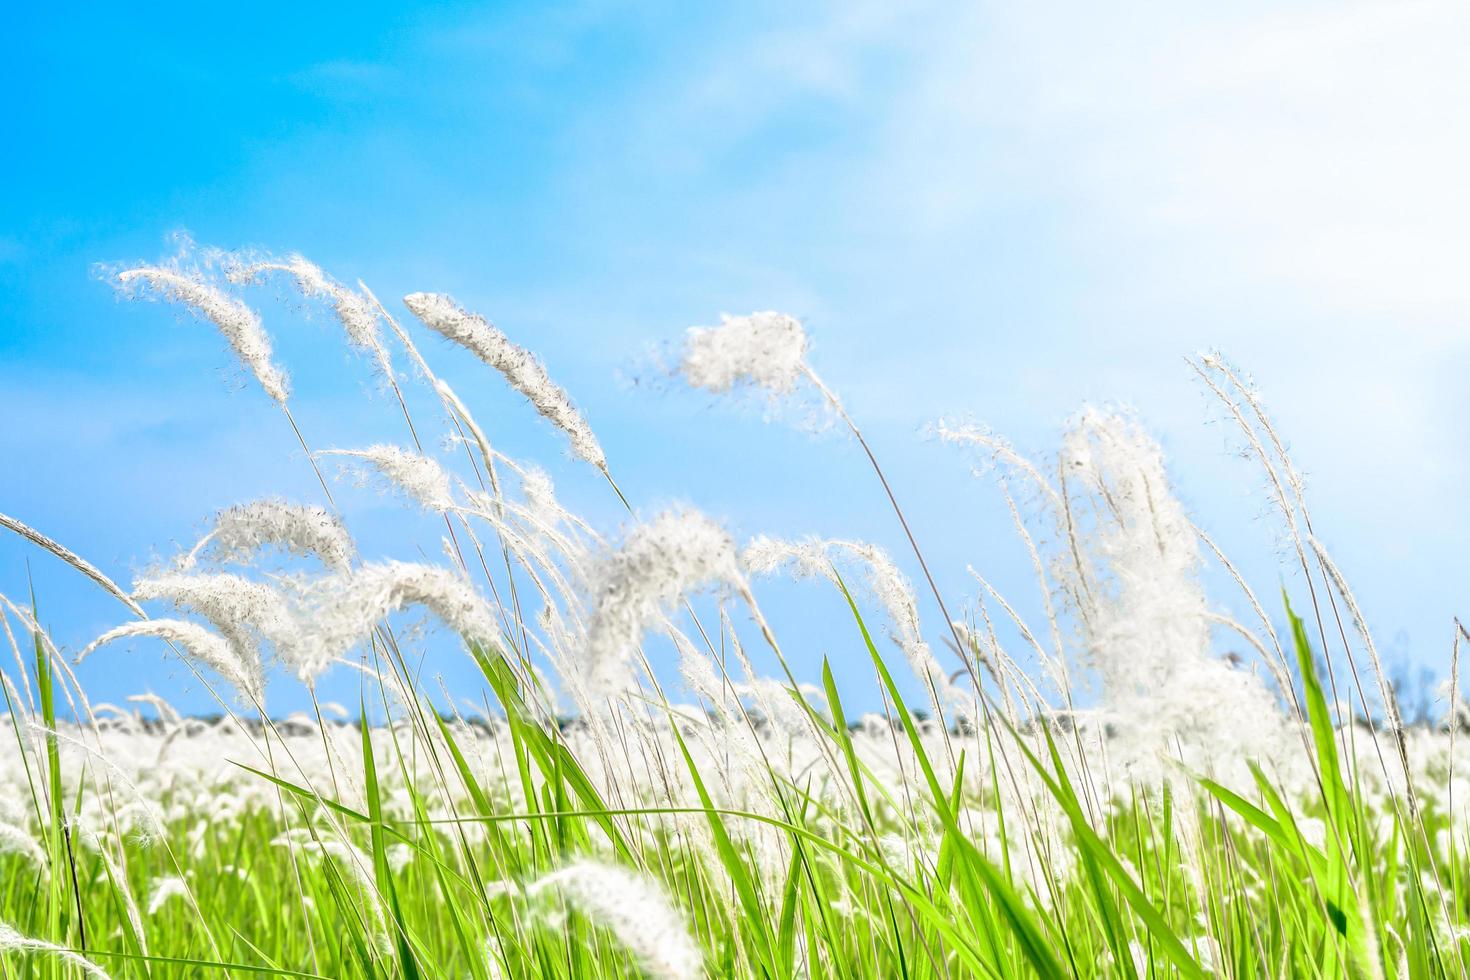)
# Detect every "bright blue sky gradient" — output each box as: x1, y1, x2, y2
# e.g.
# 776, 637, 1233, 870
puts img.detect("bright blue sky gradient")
3, 1, 1467, 716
